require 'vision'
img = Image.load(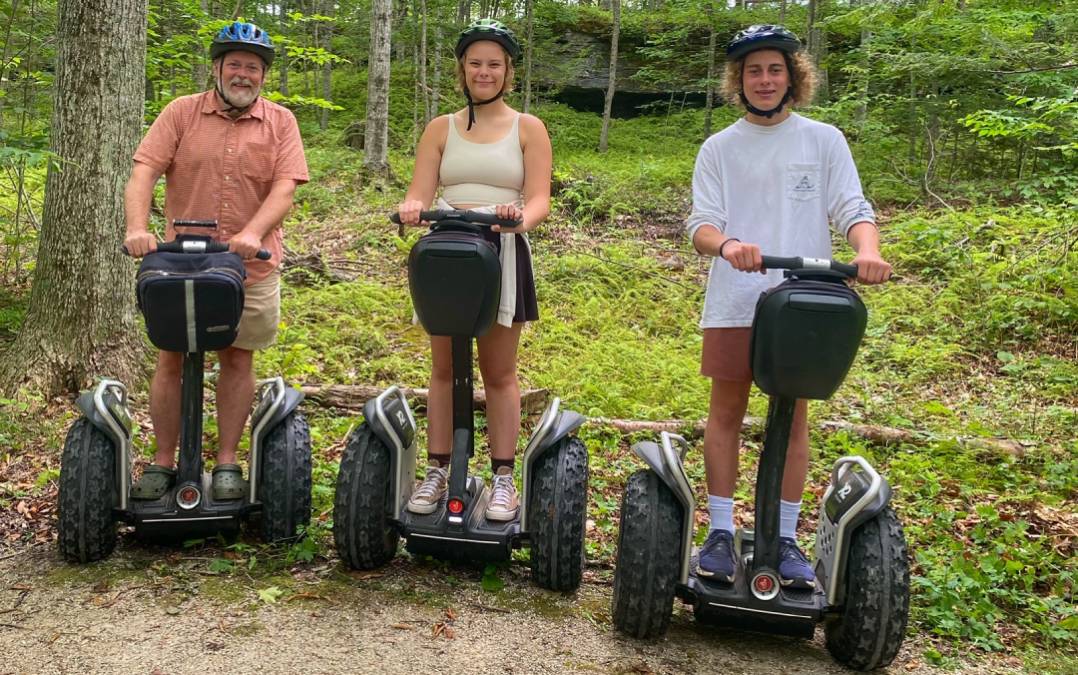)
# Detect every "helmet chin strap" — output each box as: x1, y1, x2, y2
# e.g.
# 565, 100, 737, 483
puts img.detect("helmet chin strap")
739, 89, 792, 118
464, 88, 505, 130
